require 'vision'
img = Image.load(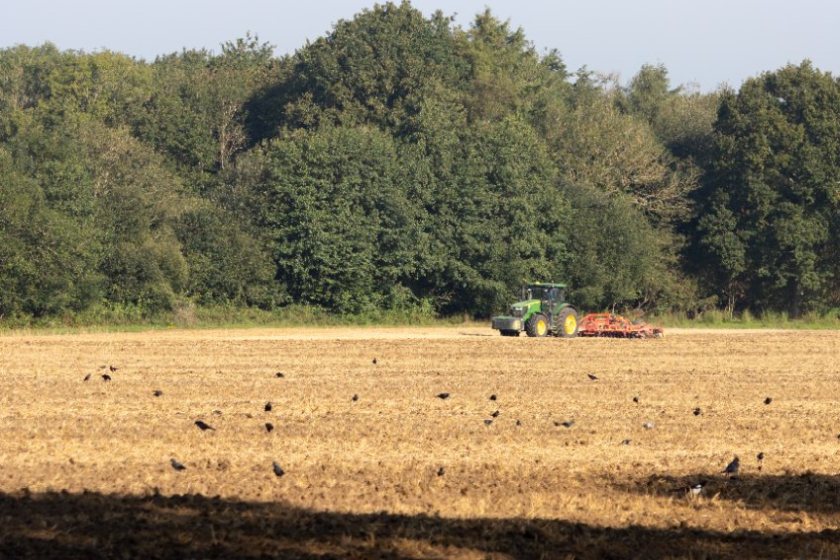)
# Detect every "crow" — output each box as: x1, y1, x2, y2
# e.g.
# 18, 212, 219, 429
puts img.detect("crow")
109, 365, 118, 373
490, 410, 500, 418
764, 397, 772, 405
272, 461, 285, 477
587, 373, 598, 381
351, 394, 359, 402
170, 458, 186, 471
693, 407, 702, 416
621, 439, 632, 445
194, 420, 215, 431
275, 372, 285, 378
83, 374, 91, 382
484, 419, 493, 426
102, 374, 111, 382
436, 392, 450, 400
489, 394, 497, 401
153, 390, 163, 397
372, 358, 378, 365
264, 402, 272, 412
265, 422, 274, 433
515, 419, 522, 426
722, 456, 740, 475
632, 396, 640, 403
757, 452, 764, 461
561, 420, 574, 428
437, 467, 445, 476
